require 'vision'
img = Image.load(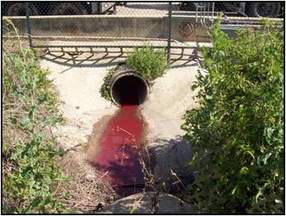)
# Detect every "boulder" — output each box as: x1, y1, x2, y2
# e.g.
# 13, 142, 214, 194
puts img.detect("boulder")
145, 136, 194, 191
101, 192, 192, 214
